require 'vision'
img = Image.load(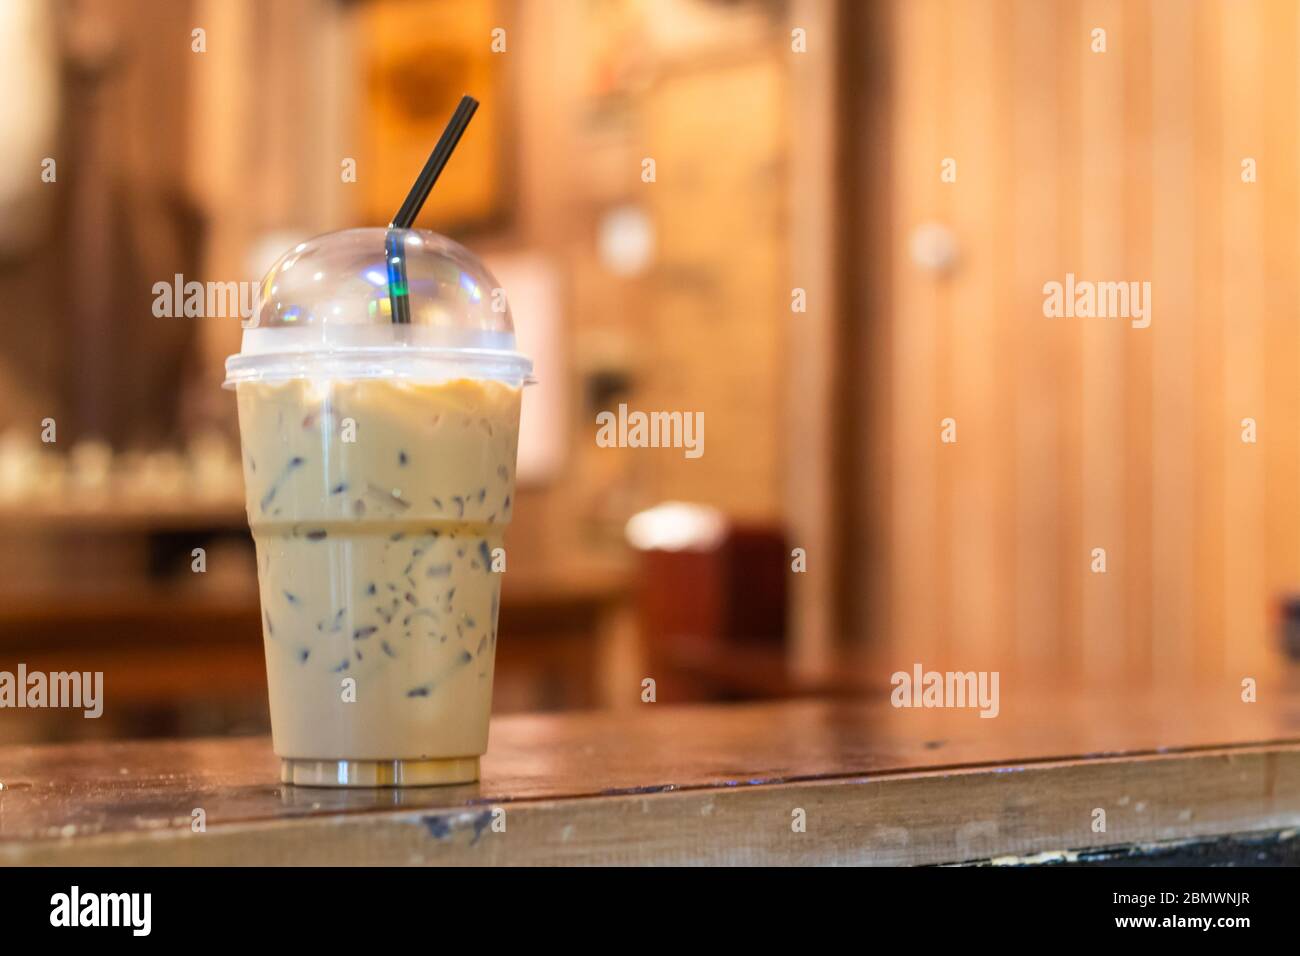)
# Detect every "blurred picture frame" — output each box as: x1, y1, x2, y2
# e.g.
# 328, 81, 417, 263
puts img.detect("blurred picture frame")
350, 0, 514, 233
